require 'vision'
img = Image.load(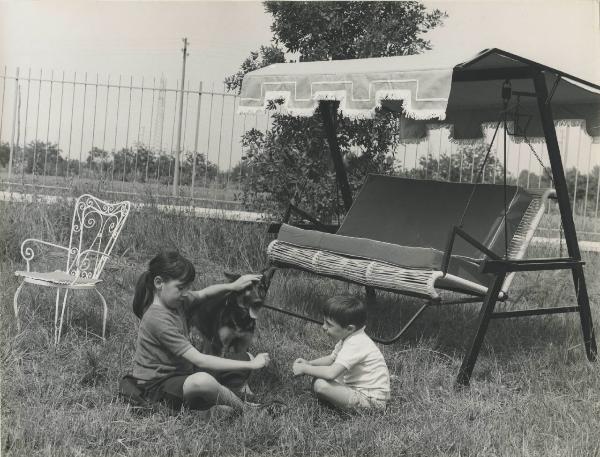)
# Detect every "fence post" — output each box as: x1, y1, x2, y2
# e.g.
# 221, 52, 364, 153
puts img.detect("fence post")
79, 72, 88, 179
191, 81, 203, 198
43, 70, 54, 184
572, 124, 582, 218
66, 71, 77, 179
89, 73, 99, 180
173, 37, 188, 197
56, 71, 66, 178
21, 68, 32, 184
134, 76, 145, 184
226, 96, 237, 190
214, 90, 225, 200
205, 83, 215, 193
0, 65, 7, 142
146, 77, 156, 184
112, 75, 122, 188
122, 75, 133, 189
32, 69, 42, 180
8, 67, 20, 185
